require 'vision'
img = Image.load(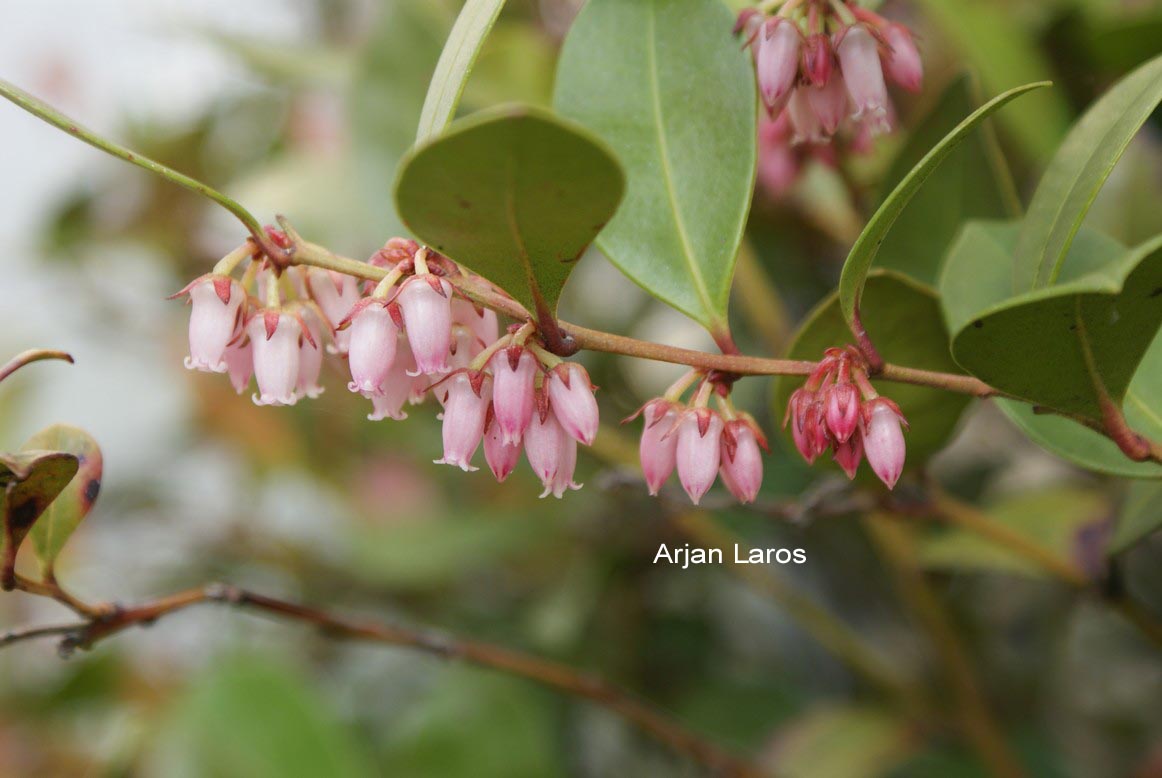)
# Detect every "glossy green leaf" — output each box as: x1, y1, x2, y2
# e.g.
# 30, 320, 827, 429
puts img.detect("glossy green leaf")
350, 0, 451, 236
995, 333, 1162, 479
394, 105, 625, 317
838, 82, 1047, 328
945, 220, 1162, 421
19, 424, 103, 574
914, 0, 1071, 163
552, 0, 756, 334
919, 489, 1111, 578
415, 0, 507, 143
148, 655, 375, 778
0, 450, 78, 560
1014, 54, 1162, 290
1110, 481, 1162, 554
875, 74, 1020, 286
773, 272, 973, 467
